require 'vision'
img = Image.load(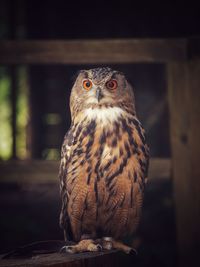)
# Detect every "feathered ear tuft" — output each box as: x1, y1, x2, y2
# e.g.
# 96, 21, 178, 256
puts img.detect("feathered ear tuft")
71, 70, 87, 85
